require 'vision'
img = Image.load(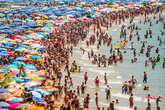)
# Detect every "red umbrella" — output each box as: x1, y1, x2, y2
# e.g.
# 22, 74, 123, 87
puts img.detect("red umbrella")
32, 13, 40, 17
